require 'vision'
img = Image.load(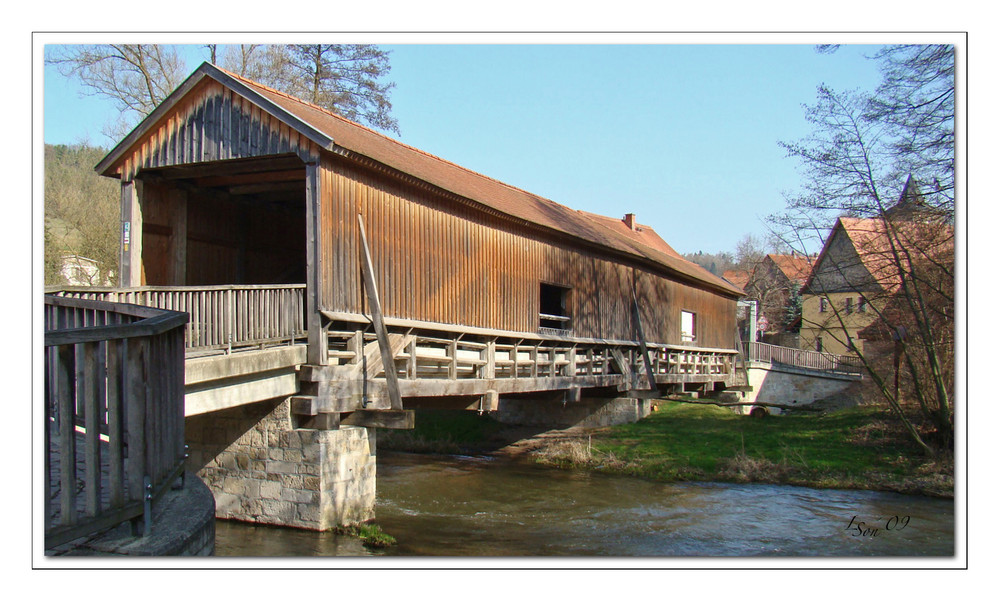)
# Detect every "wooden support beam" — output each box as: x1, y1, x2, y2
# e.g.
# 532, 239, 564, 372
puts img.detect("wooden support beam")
298, 412, 341, 430
119, 180, 143, 287
480, 389, 499, 413
167, 187, 187, 285
358, 333, 414, 379
341, 410, 415, 430
320, 373, 626, 400
357, 214, 403, 410
483, 339, 496, 379
563, 386, 581, 404
304, 162, 327, 365
448, 340, 458, 380
632, 292, 659, 392
406, 337, 417, 379
347, 330, 363, 364
610, 348, 633, 389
